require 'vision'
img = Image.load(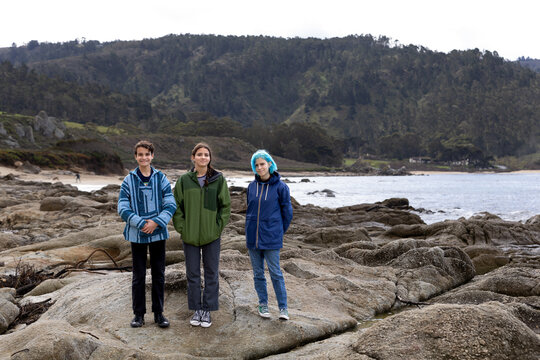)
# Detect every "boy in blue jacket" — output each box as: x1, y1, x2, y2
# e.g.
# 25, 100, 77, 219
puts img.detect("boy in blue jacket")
245, 150, 293, 320
118, 140, 177, 328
